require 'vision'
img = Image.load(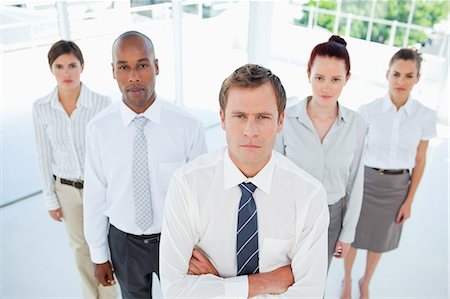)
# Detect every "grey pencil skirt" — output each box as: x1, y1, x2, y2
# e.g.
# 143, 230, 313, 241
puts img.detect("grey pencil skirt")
352, 166, 410, 253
